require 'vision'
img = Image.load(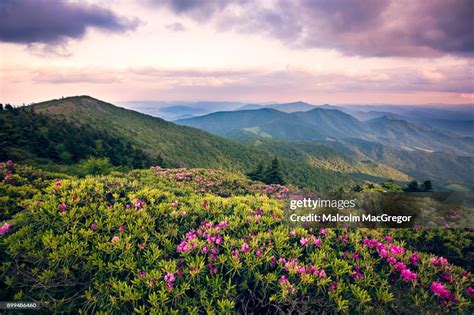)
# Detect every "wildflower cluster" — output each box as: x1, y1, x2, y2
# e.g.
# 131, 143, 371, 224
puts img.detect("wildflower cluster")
0, 163, 472, 313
